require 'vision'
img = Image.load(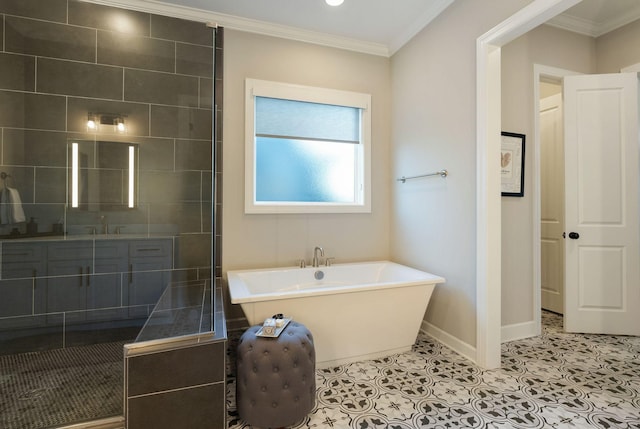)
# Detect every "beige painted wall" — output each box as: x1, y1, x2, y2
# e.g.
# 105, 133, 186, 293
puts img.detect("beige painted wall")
596, 19, 640, 73
390, 0, 533, 348
222, 30, 392, 319
220, 6, 640, 344
500, 24, 595, 327
500, 19, 640, 329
